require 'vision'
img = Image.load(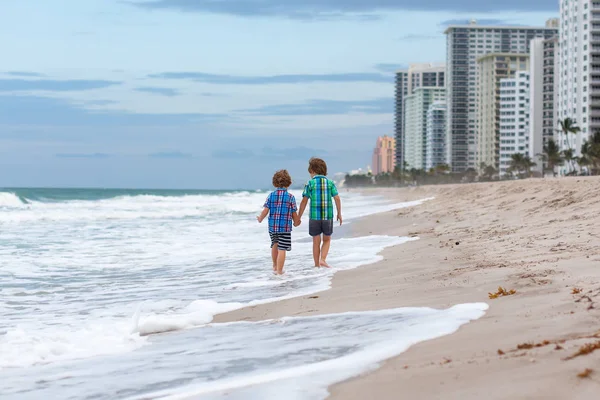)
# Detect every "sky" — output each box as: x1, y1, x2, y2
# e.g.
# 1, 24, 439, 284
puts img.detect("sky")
0, 0, 557, 189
